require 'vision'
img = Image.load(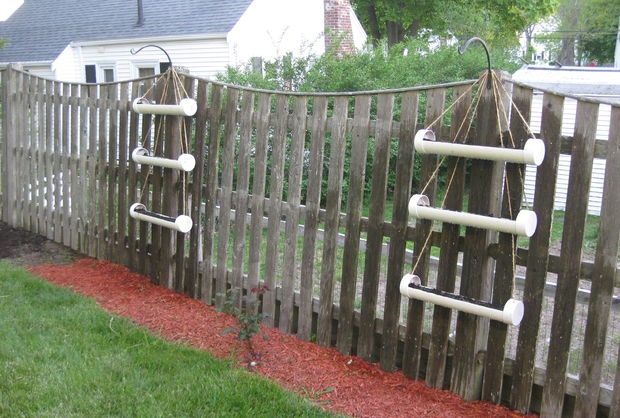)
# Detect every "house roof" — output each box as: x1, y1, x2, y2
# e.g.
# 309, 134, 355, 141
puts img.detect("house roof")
512, 65, 620, 101
0, 0, 254, 64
